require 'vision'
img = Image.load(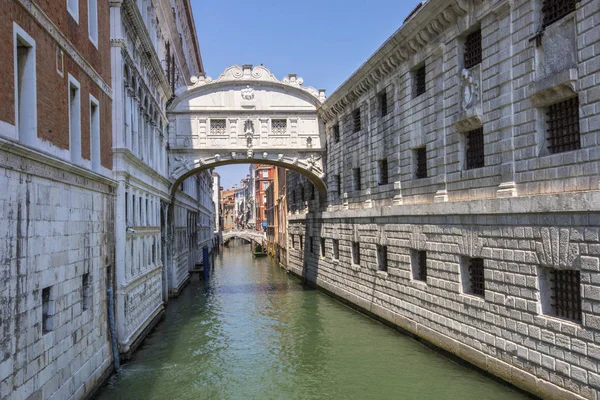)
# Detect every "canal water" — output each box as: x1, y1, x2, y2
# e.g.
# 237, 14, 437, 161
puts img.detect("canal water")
97, 240, 532, 400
